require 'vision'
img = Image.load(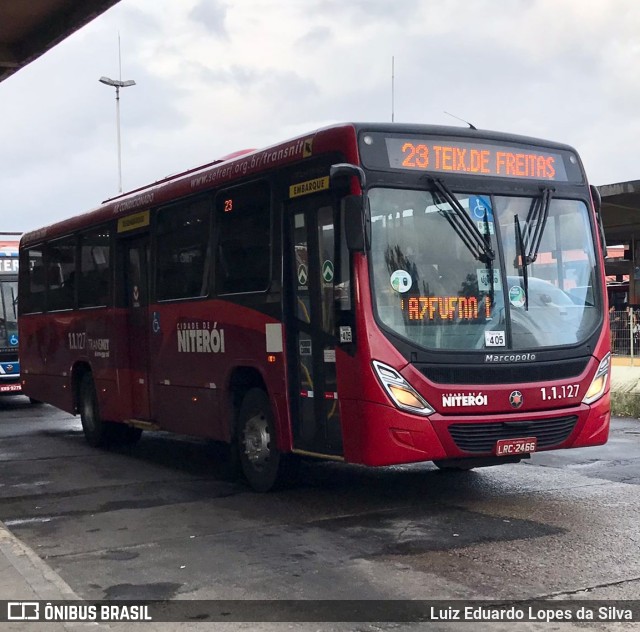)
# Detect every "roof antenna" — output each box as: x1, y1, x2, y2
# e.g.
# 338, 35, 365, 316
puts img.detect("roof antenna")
444, 111, 477, 130
391, 56, 395, 123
